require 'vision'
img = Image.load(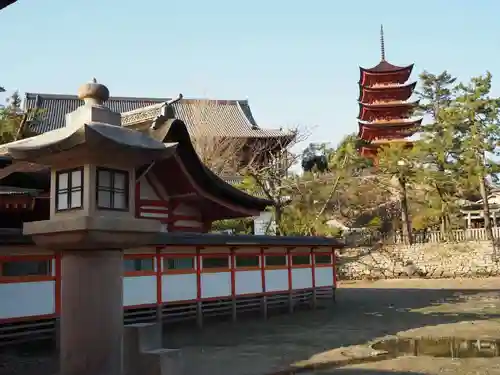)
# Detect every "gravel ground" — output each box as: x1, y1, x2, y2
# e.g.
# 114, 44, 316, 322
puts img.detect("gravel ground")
1, 277, 500, 375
